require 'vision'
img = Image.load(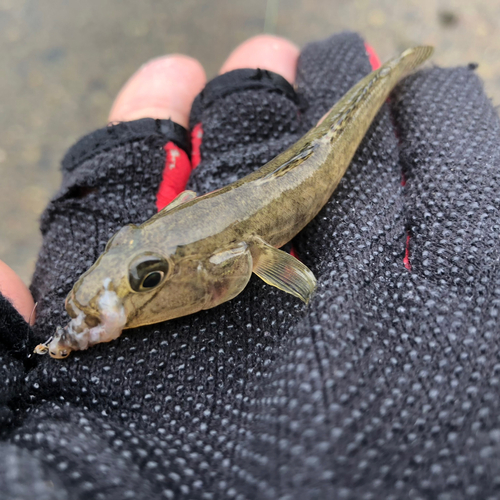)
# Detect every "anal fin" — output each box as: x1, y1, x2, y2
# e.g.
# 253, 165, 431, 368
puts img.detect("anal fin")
251, 238, 317, 303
